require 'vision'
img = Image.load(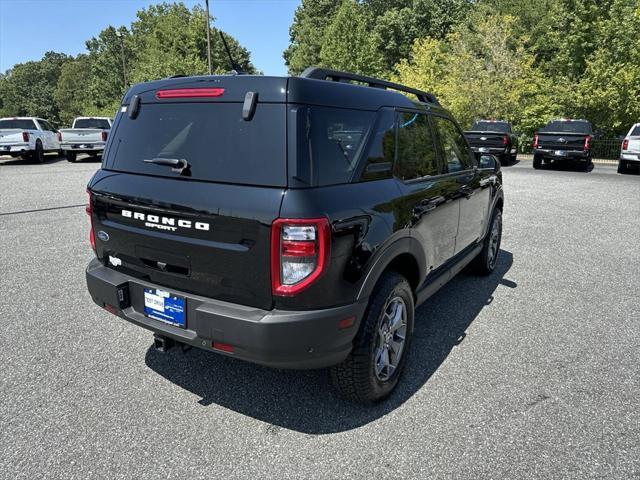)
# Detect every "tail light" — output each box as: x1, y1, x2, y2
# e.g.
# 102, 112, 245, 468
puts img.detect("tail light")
22, 132, 29, 142
502, 135, 508, 146
101, 131, 108, 142
86, 189, 96, 252
584, 135, 591, 151
533, 133, 539, 149
271, 218, 330, 296
56, 132, 62, 142
622, 139, 629, 151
